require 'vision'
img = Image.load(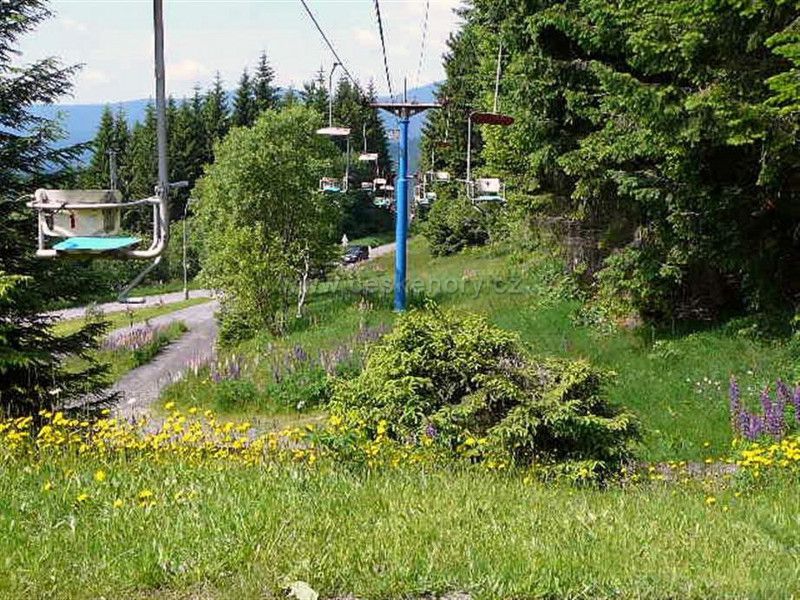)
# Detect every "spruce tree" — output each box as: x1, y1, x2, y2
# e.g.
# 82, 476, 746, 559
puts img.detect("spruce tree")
302, 68, 329, 117
124, 102, 158, 229
80, 105, 116, 188
112, 108, 130, 196
281, 86, 300, 108
232, 68, 256, 128
254, 51, 279, 113
203, 72, 229, 162
0, 0, 112, 417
